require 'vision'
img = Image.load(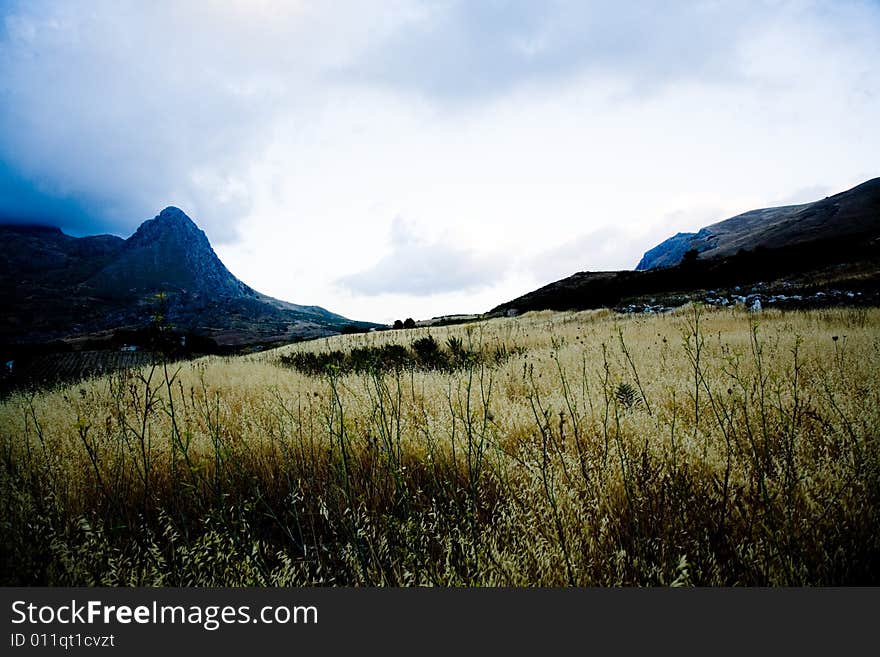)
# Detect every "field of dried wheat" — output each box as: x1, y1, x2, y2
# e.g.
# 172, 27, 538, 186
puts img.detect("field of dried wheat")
1, 305, 878, 585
